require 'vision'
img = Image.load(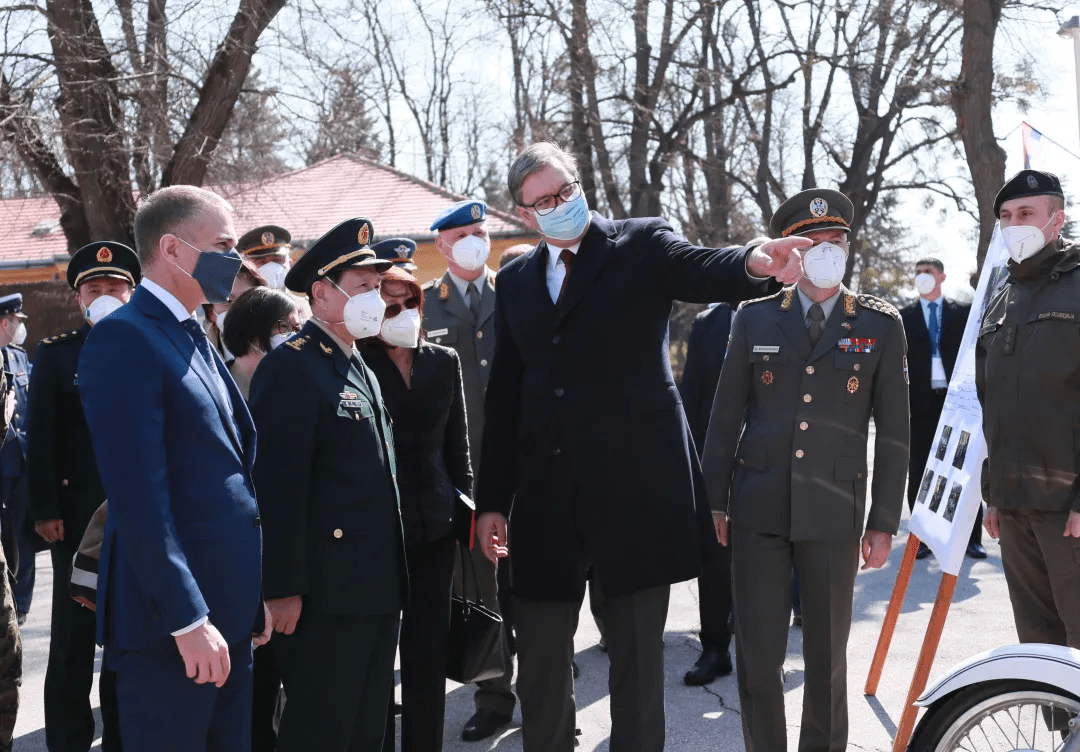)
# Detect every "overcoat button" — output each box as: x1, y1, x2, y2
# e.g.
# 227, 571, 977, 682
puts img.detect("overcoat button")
333, 529, 343, 539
